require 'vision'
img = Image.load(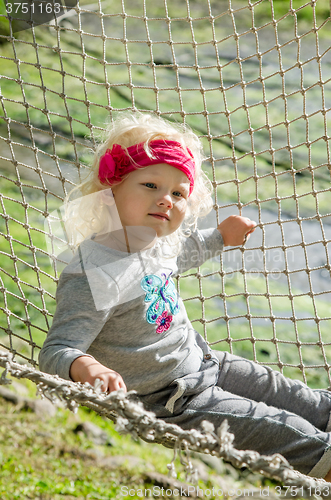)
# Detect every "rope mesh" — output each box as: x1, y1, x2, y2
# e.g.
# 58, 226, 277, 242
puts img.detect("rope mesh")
0, 1, 331, 389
